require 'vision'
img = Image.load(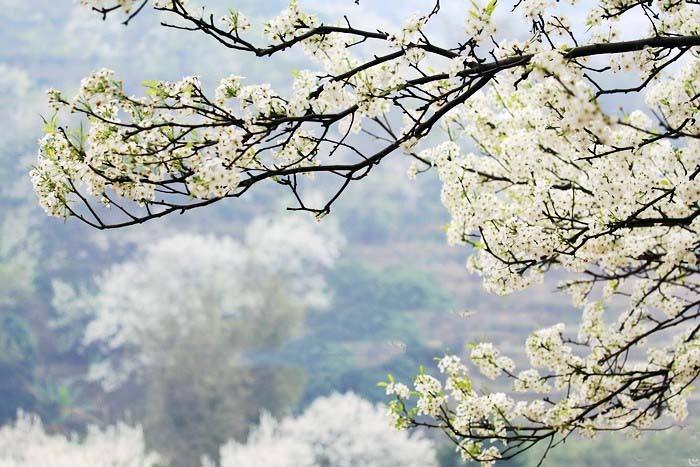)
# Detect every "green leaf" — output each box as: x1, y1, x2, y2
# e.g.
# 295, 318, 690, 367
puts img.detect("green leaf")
142, 79, 163, 97
41, 114, 58, 134
485, 0, 497, 16
454, 377, 473, 392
